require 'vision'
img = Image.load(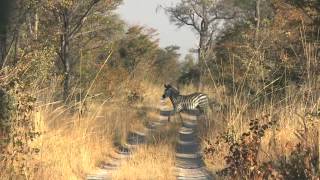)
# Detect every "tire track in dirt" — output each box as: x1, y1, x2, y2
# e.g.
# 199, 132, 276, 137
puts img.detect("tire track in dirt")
86, 129, 146, 180
87, 100, 212, 179
175, 113, 212, 180
86, 149, 129, 180
158, 100, 212, 179
87, 101, 168, 180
